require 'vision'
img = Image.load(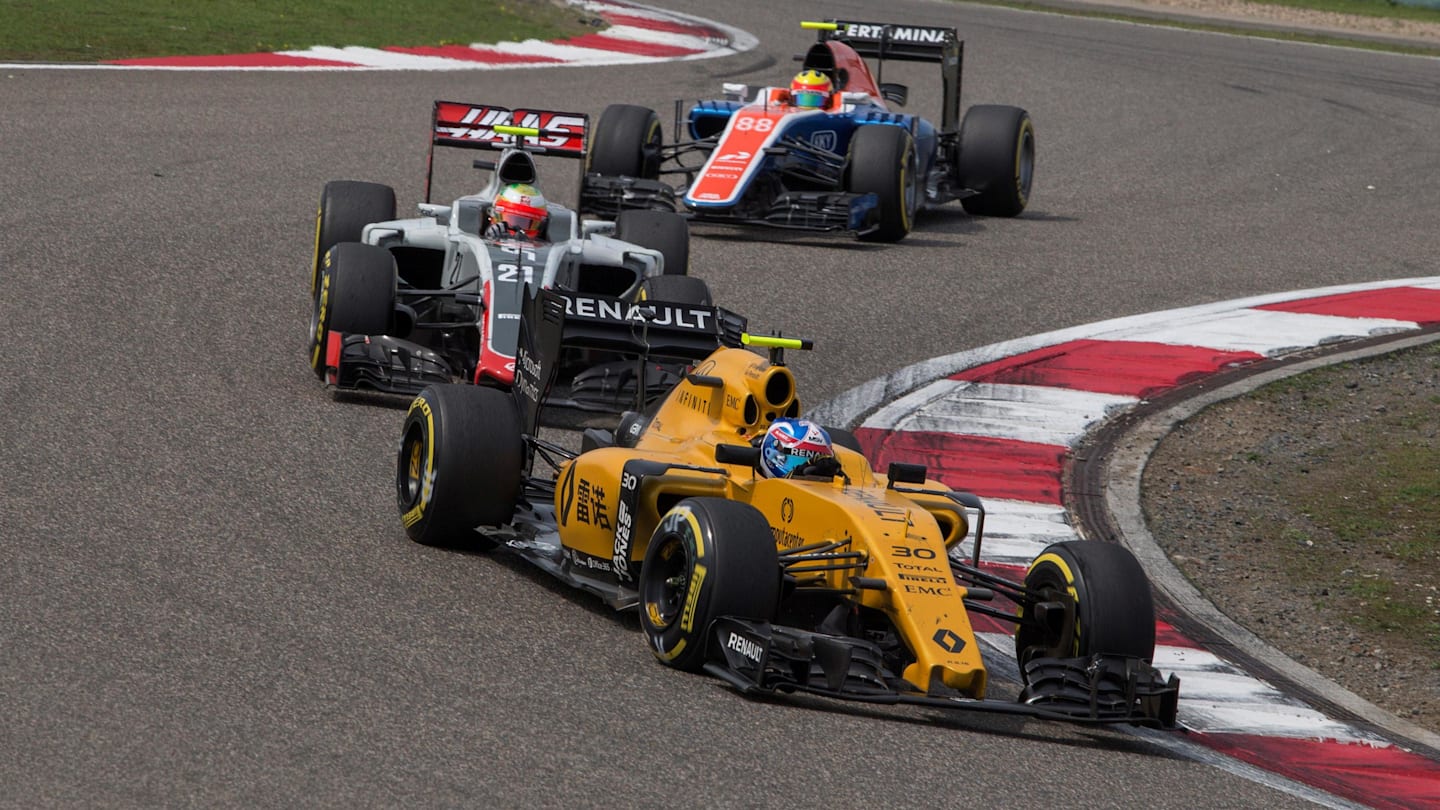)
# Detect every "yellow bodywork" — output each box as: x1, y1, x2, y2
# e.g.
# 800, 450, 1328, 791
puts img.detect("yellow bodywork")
552, 345, 985, 696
